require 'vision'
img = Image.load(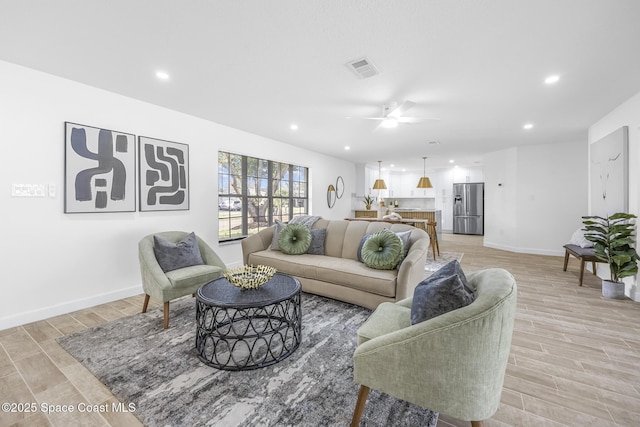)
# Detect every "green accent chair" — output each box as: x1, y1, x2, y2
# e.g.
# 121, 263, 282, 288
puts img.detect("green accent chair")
350, 268, 517, 427
138, 231, 226, 329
